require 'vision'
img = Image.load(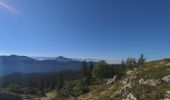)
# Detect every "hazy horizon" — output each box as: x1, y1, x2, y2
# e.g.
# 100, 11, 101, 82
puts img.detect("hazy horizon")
0, 53, 167, 64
